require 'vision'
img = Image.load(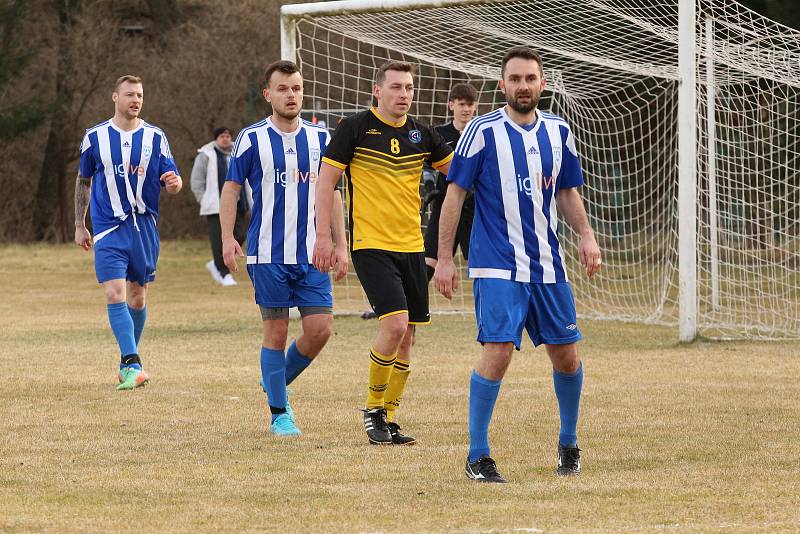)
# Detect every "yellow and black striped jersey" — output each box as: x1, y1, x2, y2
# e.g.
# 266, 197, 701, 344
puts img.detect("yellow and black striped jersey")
322, 108, 453, 252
